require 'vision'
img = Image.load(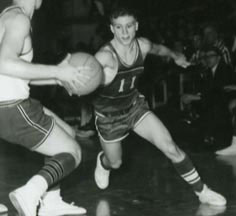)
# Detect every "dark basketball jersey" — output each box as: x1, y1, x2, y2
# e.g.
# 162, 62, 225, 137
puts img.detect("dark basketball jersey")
93, 39, 144, 113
